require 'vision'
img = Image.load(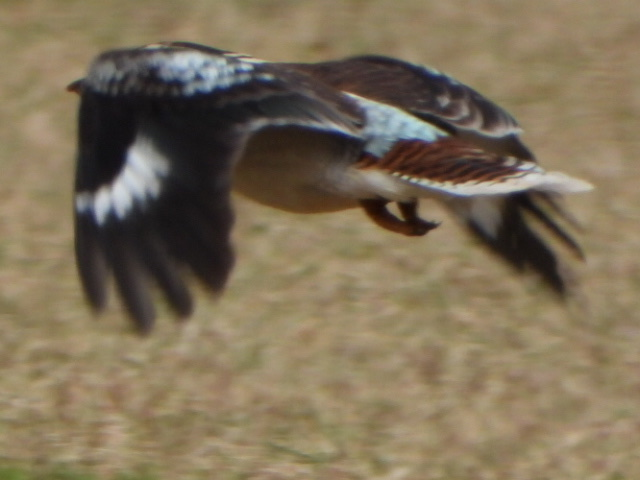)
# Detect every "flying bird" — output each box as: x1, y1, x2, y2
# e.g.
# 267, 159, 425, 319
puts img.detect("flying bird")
69, 41, 592, 333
